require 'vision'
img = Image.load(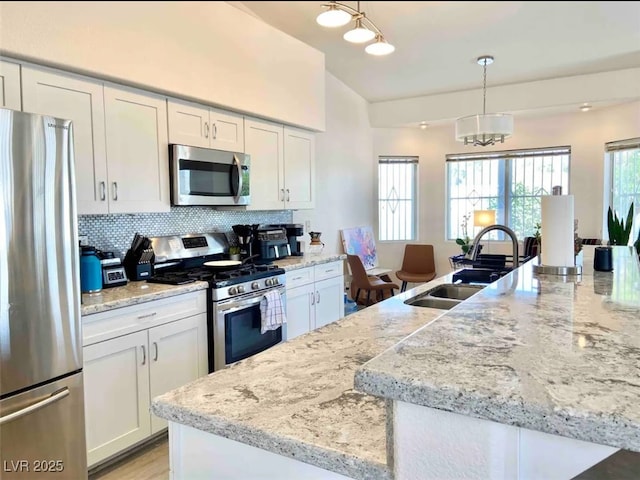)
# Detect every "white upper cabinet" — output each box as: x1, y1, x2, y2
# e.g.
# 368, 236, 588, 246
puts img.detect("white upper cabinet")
245, 117, 285, 210
104, 84, 170, 213
284, 126, 315, 210
245, 118, 315, 210
21, 65, 109, 214
168, 98, 244, 152
0, 60, 21, 110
